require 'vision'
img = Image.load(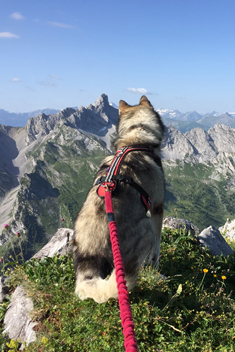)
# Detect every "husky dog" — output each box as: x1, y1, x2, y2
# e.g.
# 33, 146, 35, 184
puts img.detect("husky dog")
73, 96, 165, 303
